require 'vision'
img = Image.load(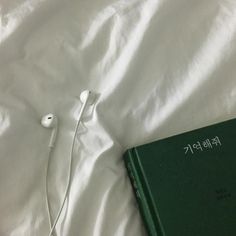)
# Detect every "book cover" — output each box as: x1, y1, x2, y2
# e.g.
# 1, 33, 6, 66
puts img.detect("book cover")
124, 118, 236, 236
